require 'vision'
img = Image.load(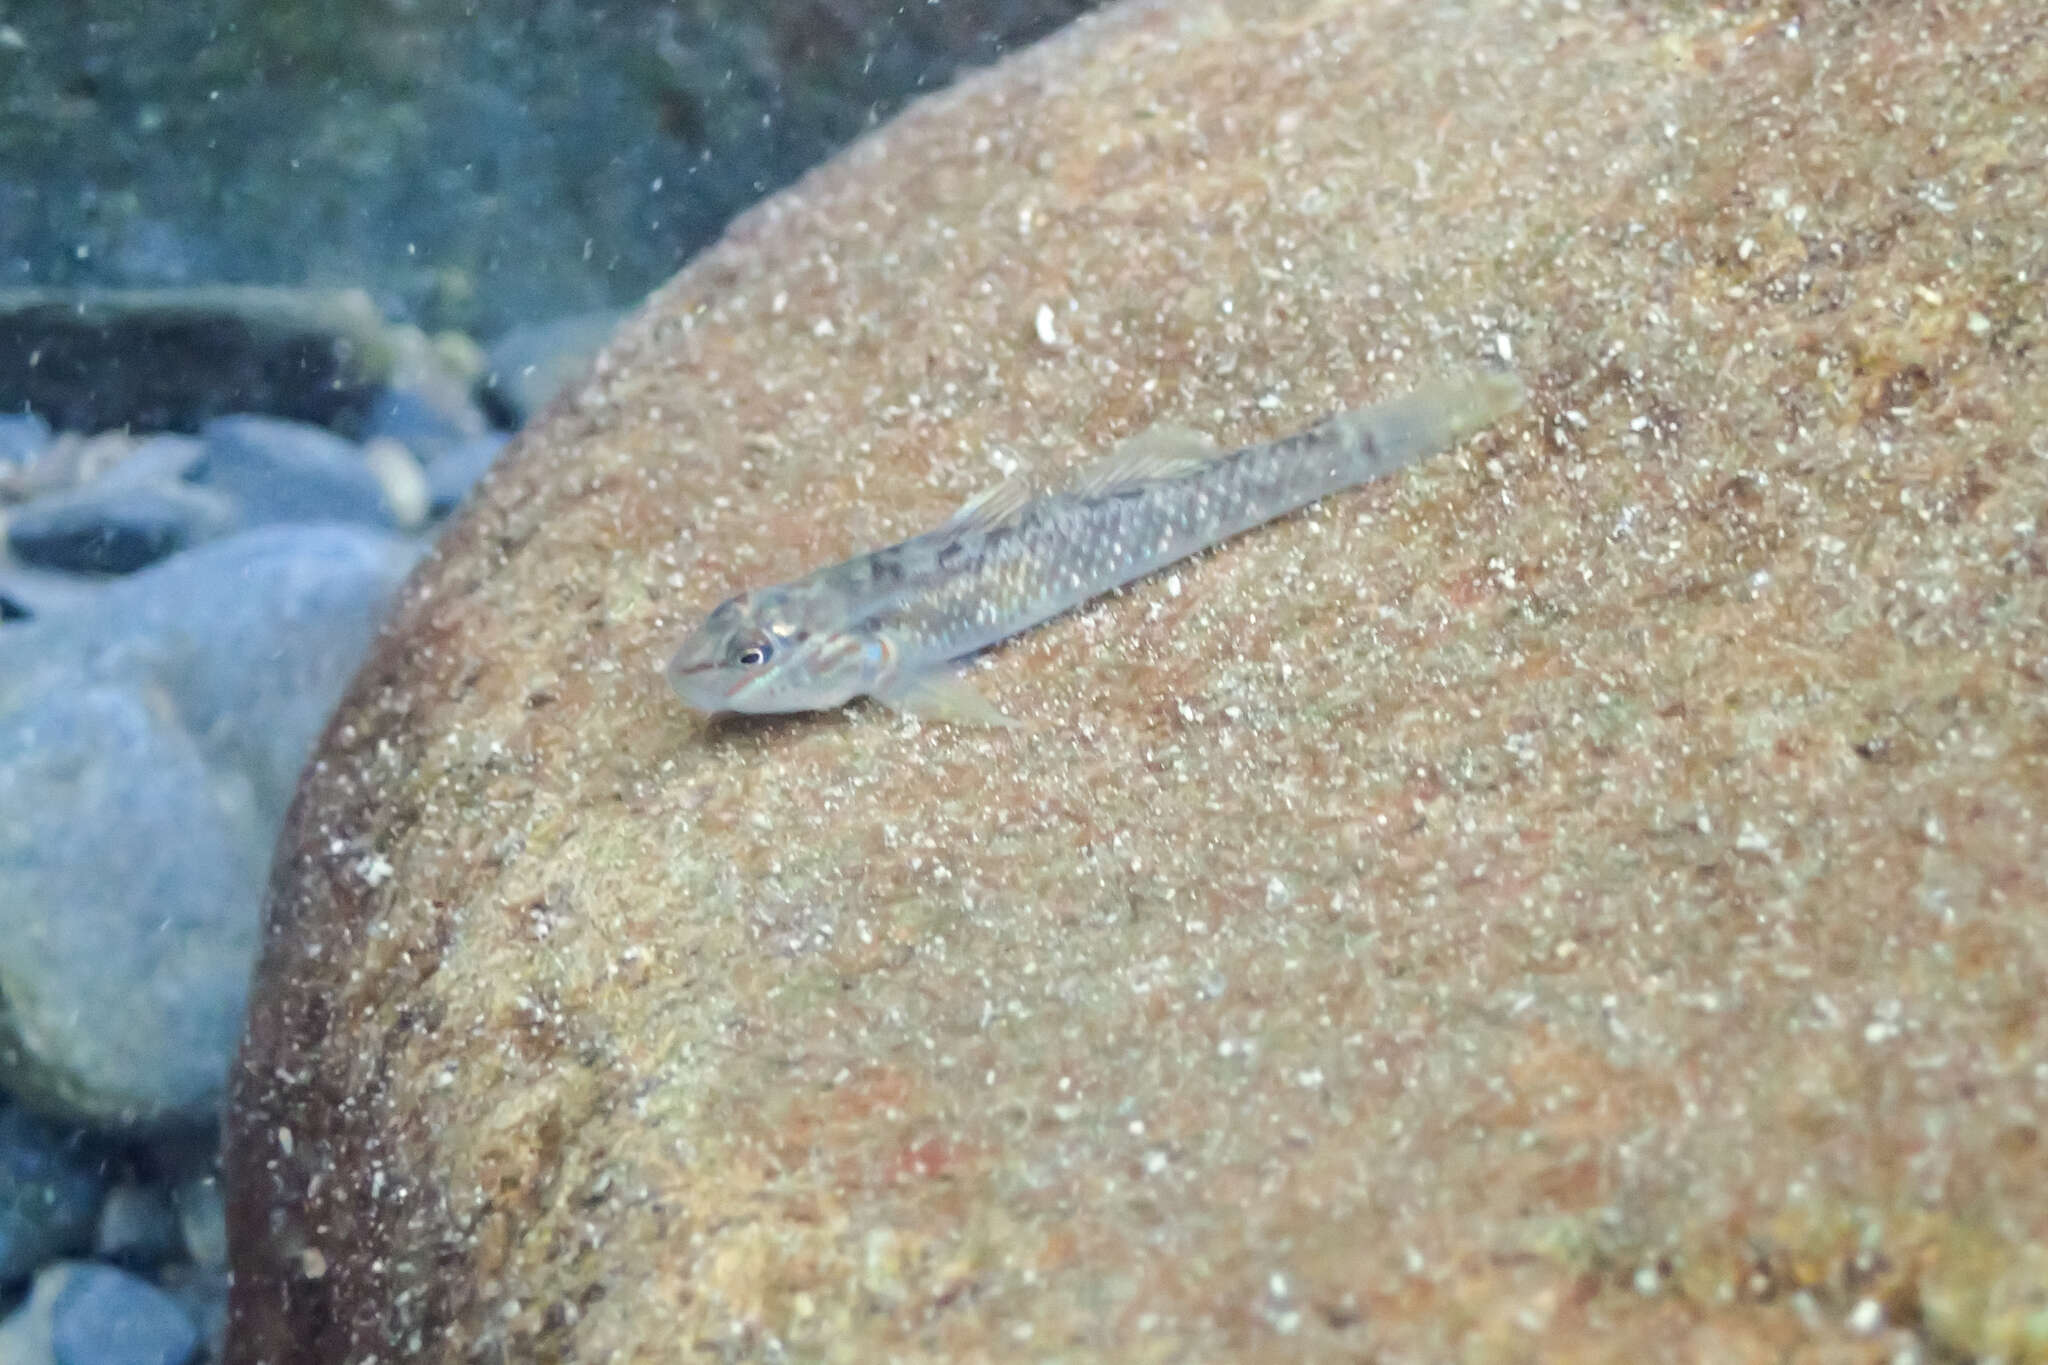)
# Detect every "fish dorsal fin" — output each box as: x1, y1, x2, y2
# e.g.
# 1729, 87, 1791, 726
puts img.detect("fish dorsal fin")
940, 474, 1033, 535
1069, 424, 1222, 498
